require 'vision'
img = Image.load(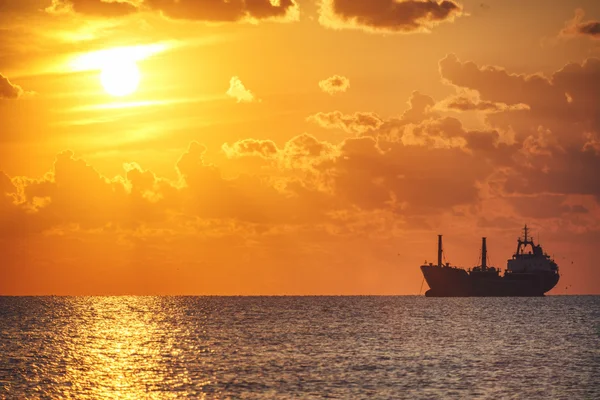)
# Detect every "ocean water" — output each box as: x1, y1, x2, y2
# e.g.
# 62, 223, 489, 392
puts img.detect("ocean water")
0, 296, 598, 399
